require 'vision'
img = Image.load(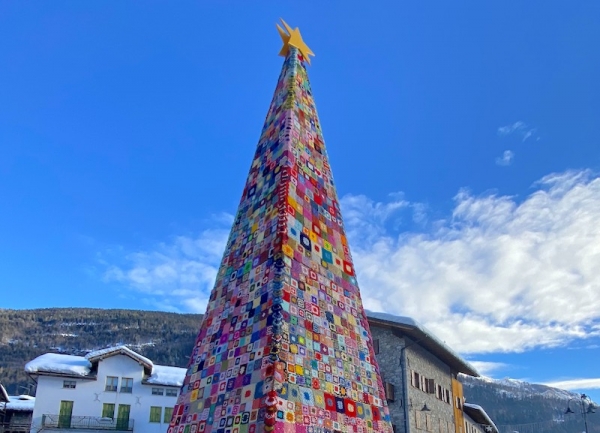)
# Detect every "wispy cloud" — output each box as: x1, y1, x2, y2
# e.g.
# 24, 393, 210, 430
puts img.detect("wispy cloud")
497, 121, 538, 142
495, 150, 515, 166
103, 213, 233, 312
468, 361, 510, 376
543, 378, 600, 391
102, 170, 600, 355
341, 169, 600, 353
